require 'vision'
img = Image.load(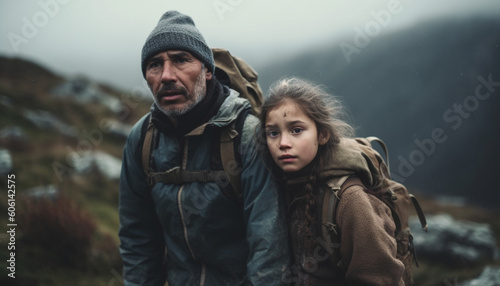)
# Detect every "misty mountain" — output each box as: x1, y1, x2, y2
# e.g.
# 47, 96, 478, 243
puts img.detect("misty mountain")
257, 16, 500, 209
